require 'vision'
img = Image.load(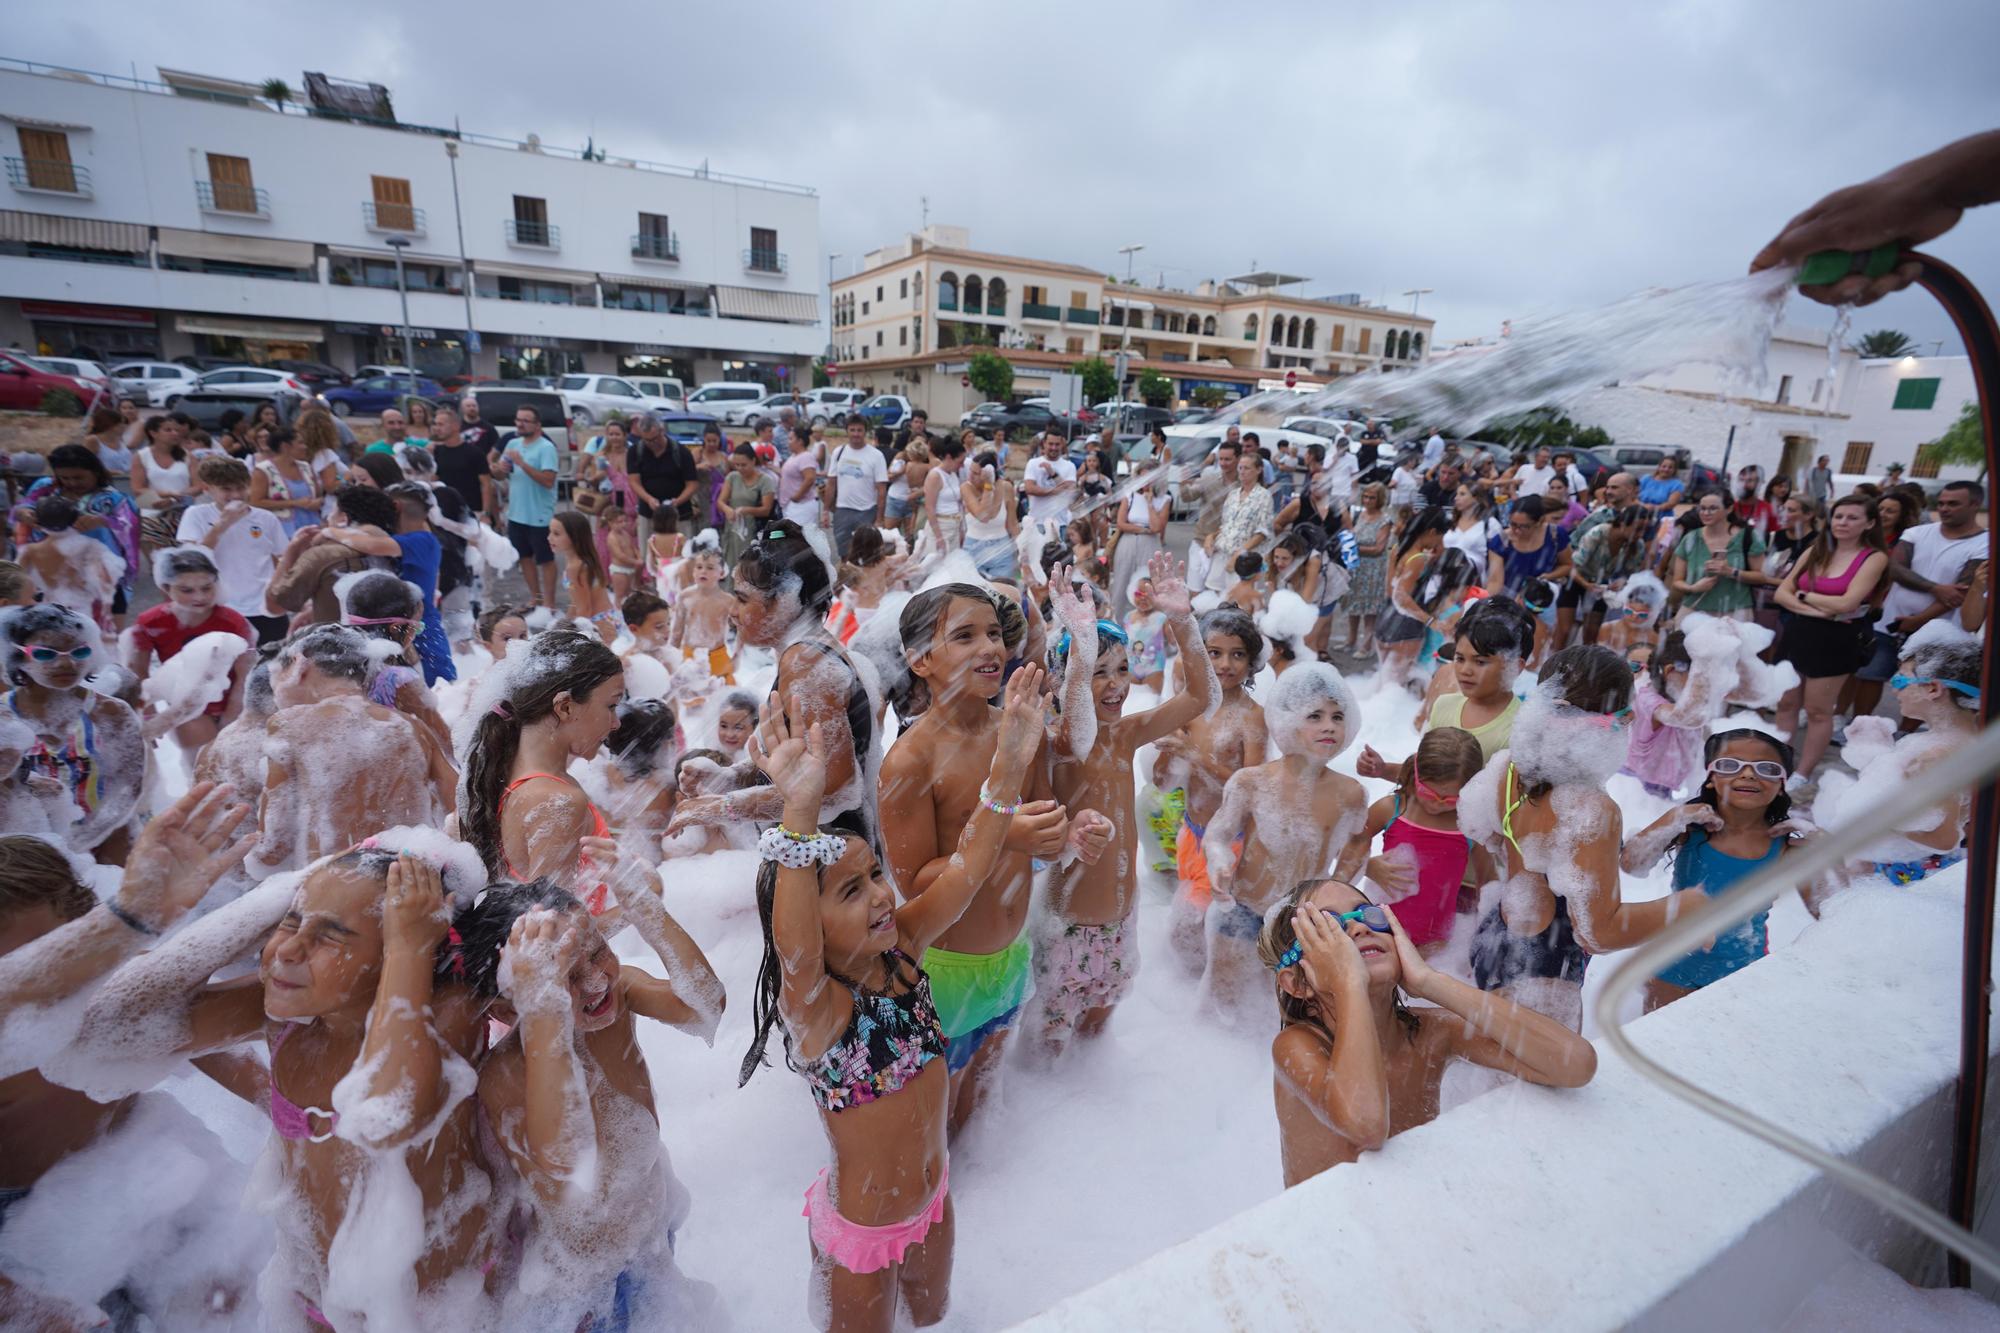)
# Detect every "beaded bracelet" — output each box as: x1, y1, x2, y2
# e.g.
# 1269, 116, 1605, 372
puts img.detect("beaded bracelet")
757, 826, 846, 869
978, 786, 1023, 817
106, 900, 159, 936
